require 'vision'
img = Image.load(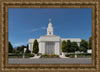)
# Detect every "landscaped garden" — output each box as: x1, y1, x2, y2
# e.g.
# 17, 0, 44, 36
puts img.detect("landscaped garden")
40, 54, 59, 58
8, 37, 92, 59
